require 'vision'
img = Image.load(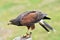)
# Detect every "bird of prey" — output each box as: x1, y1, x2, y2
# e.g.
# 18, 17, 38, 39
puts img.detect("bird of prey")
8, 11, 55, 38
